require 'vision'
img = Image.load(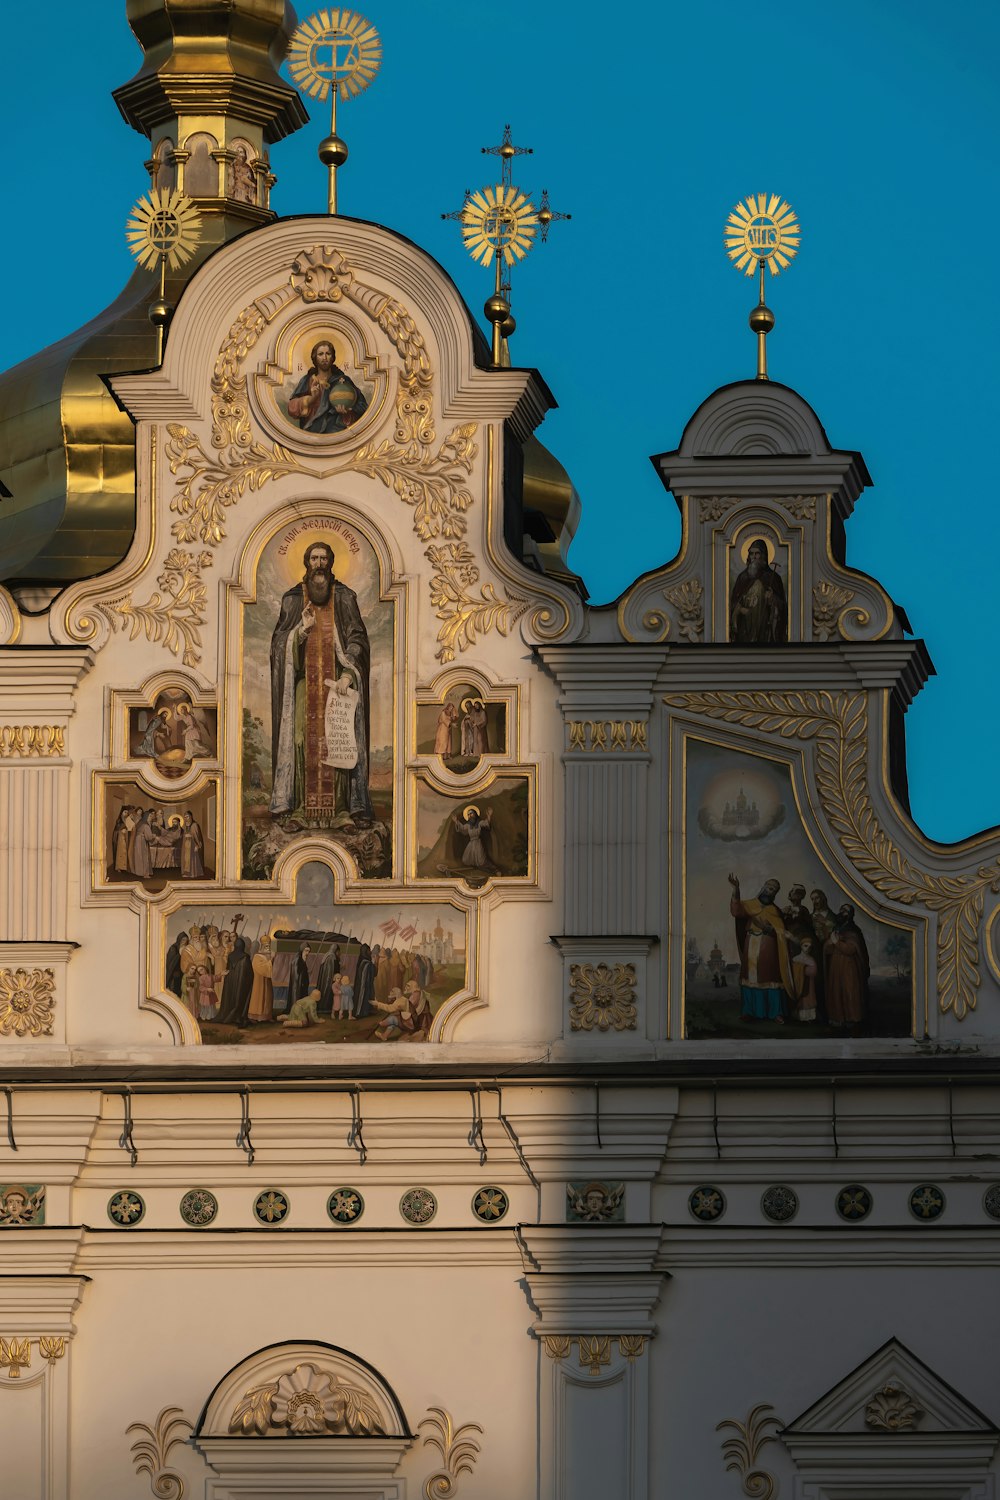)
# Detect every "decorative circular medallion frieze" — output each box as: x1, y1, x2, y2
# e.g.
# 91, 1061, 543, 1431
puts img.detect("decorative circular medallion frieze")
179, 1188, 218, 1227
983, 1184, 1000, 1220
908, 1184, 945, 1221
253, 1189, 290, 1226
472, 1186, 509, 1222
399, 1188, 437, 1225
327, 1187, 365, 1225
688, 1186, 726, 1222
760, 1185, 798, 1223
108, 1190, 145, 1227
835, 1185, 873, 1222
